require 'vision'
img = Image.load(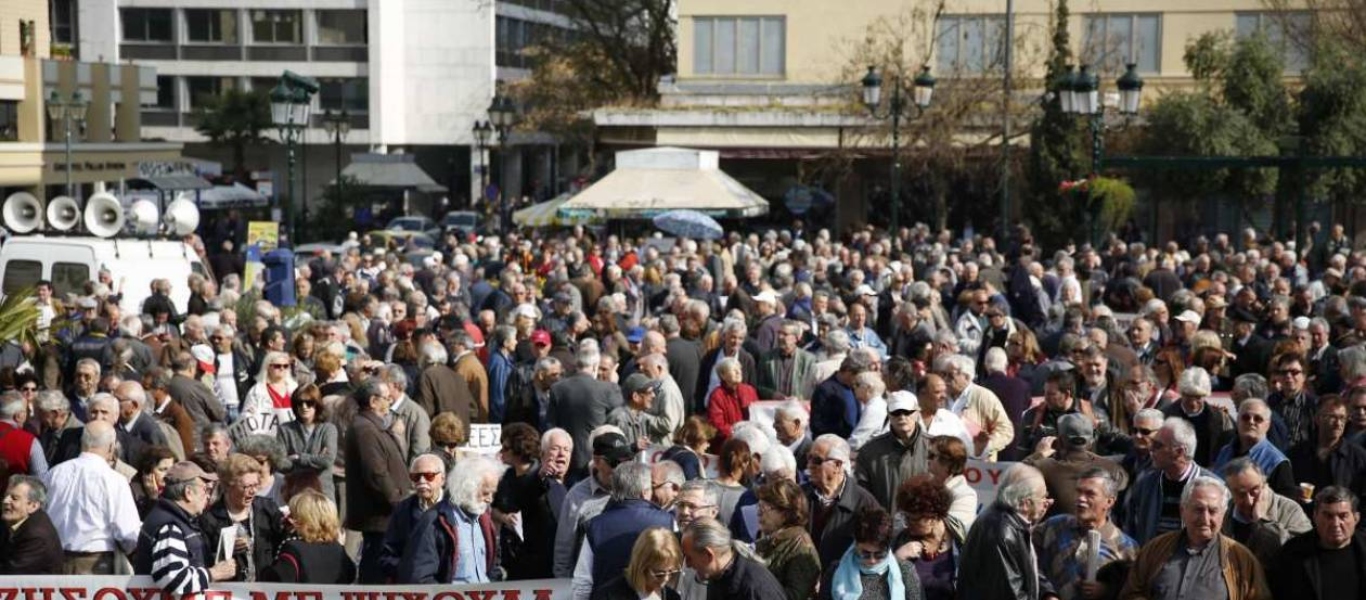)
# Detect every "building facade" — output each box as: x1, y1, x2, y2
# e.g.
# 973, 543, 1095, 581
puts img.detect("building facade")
595, 0, 1313, 233
60, 0, 576, 219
